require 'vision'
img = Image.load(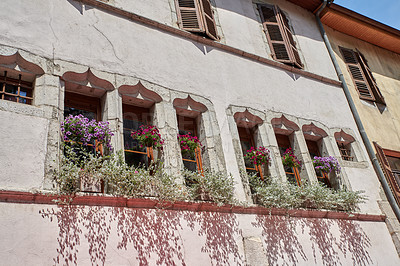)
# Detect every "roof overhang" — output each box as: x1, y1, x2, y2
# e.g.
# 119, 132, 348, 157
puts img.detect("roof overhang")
287, 0, 400, 54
